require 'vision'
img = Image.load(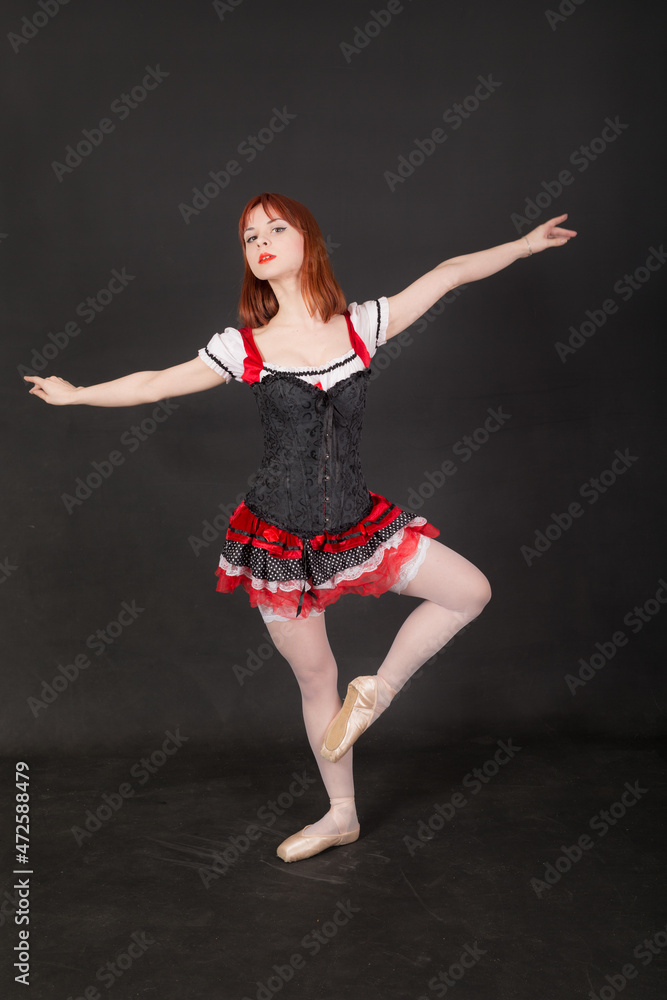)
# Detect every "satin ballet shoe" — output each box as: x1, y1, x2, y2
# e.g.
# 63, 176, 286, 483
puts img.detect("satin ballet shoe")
320, 675, 398, 763
276, 797, 360, 863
